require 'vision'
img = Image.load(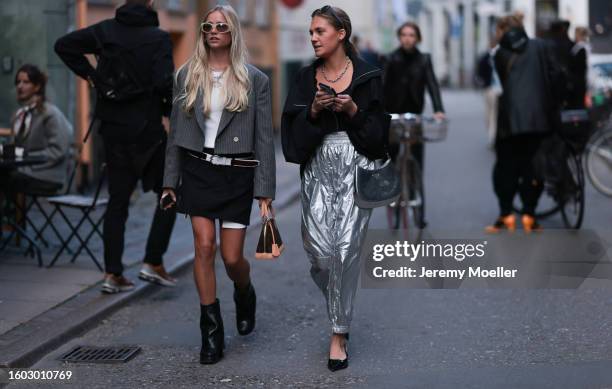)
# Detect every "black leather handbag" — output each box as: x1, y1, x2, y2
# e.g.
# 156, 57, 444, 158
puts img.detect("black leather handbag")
255, 215, 284, 259
354, 157, 401, 208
